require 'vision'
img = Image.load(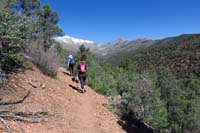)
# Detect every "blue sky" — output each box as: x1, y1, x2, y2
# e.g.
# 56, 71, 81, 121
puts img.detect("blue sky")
41, 0, 200, 44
